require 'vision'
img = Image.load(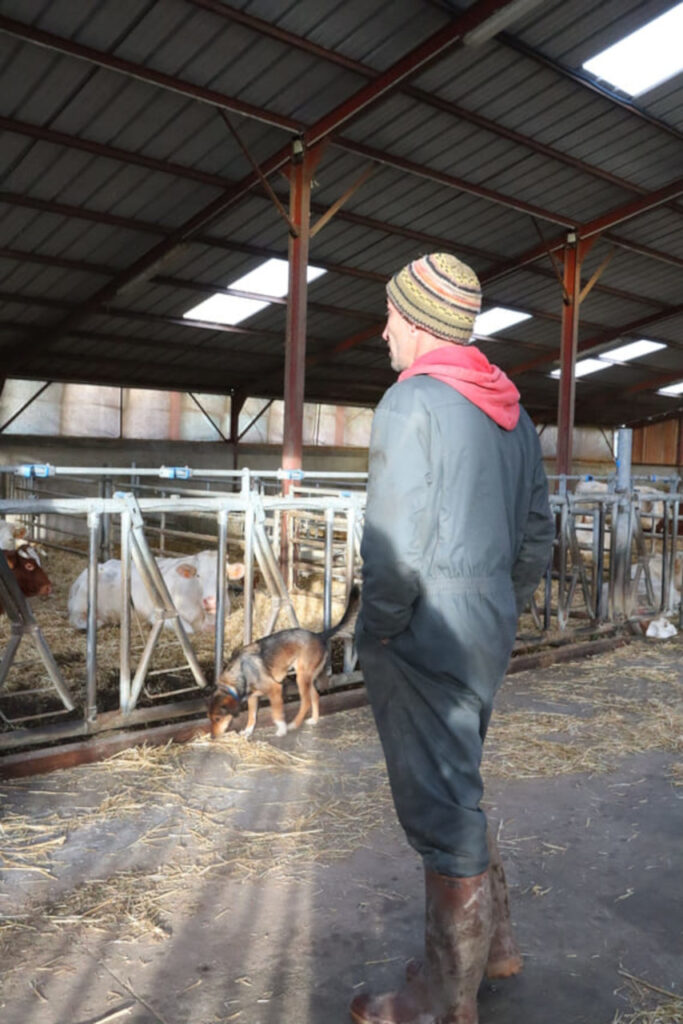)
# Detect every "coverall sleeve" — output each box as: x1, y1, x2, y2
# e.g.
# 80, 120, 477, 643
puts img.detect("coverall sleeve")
360, 396, 434, 639
511, 451, 555, 614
